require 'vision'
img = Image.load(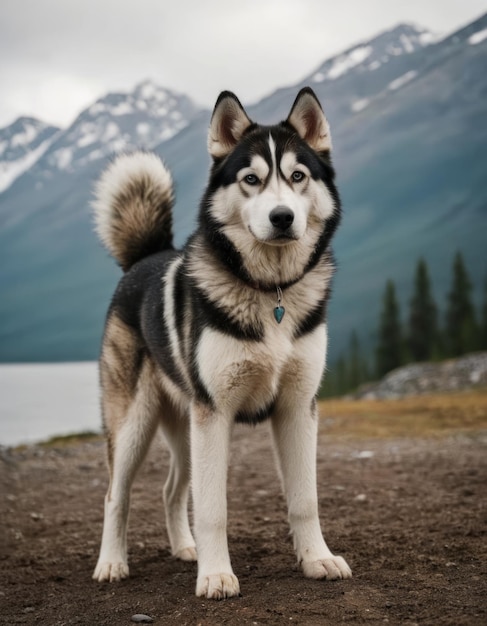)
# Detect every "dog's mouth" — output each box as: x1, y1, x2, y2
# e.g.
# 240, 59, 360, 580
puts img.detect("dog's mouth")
248, 226, 299, 246
268, 232, 298, 245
